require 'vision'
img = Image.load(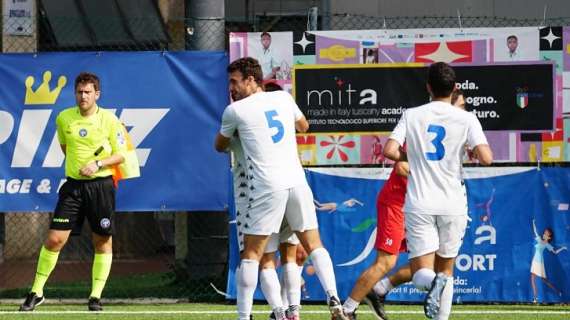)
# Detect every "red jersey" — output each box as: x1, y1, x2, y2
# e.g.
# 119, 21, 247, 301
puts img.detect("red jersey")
378, 165, 408, 206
